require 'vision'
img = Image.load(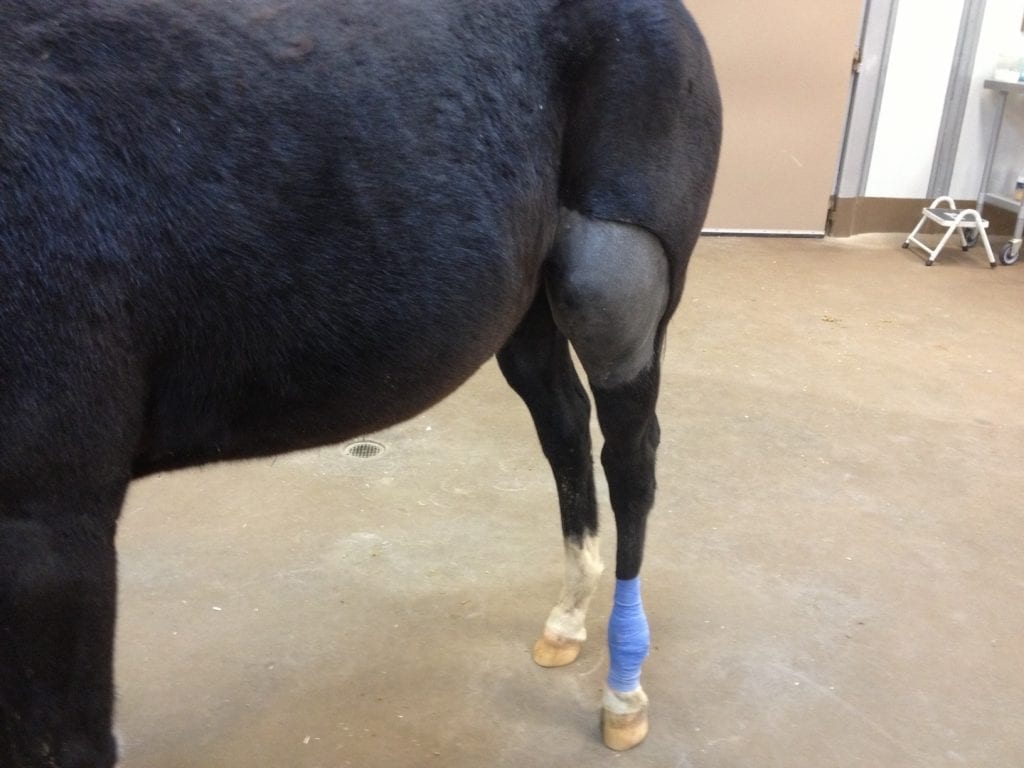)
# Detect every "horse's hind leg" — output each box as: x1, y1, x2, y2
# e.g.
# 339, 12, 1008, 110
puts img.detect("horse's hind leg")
497, 291, 604, 668
546, 209, 671, 751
